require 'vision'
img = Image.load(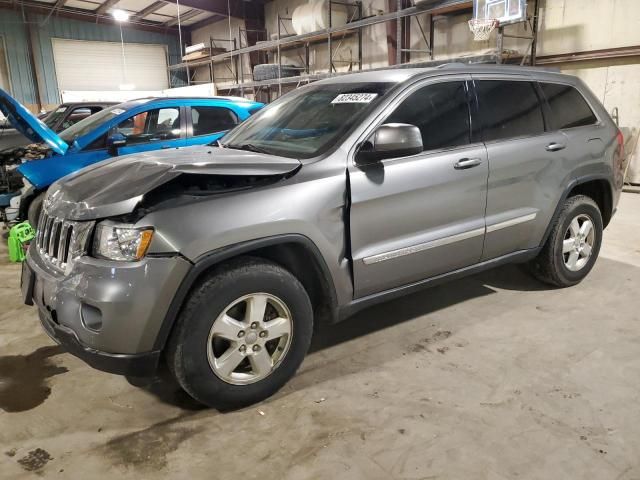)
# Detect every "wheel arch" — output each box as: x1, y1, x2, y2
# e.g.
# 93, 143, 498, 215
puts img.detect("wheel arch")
566, 178, 613, 228
18, 188, 40, 223
540, 174, 614, 247
153, 234, 339, 352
